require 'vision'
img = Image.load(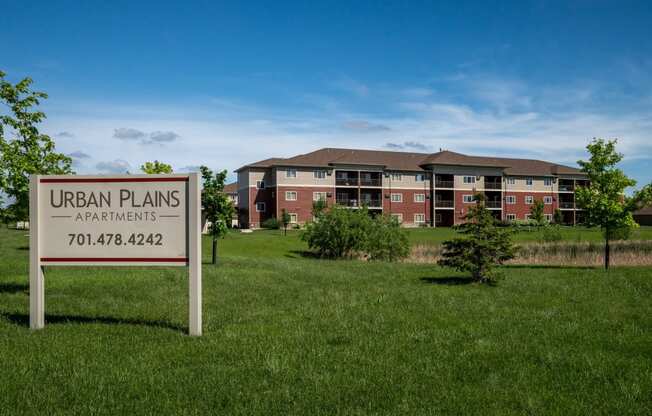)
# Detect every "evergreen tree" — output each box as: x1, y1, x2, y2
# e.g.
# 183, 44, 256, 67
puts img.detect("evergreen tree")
438, 194, 516, 283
